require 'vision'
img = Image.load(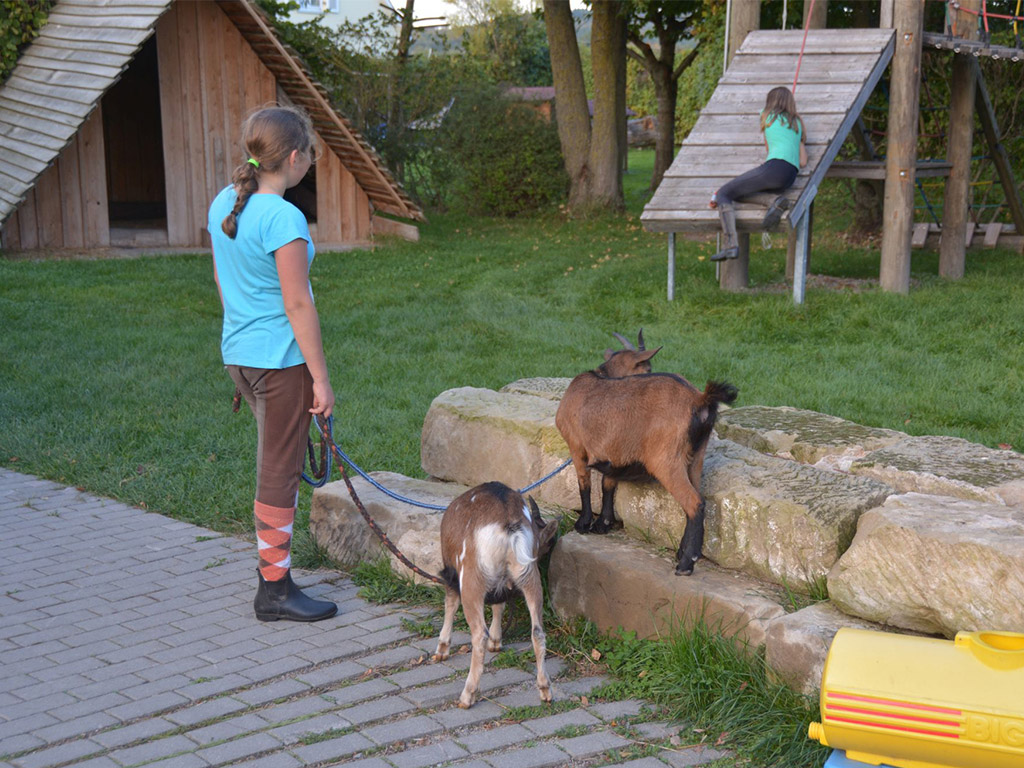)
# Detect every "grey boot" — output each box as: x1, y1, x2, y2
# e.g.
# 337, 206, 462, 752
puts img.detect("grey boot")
762, 196, 792, 229
710, 205, 739, 261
